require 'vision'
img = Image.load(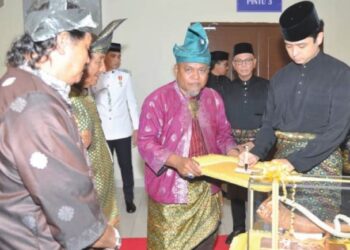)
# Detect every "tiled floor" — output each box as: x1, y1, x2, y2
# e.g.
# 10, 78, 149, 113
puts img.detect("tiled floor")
116, 187, 233, 238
